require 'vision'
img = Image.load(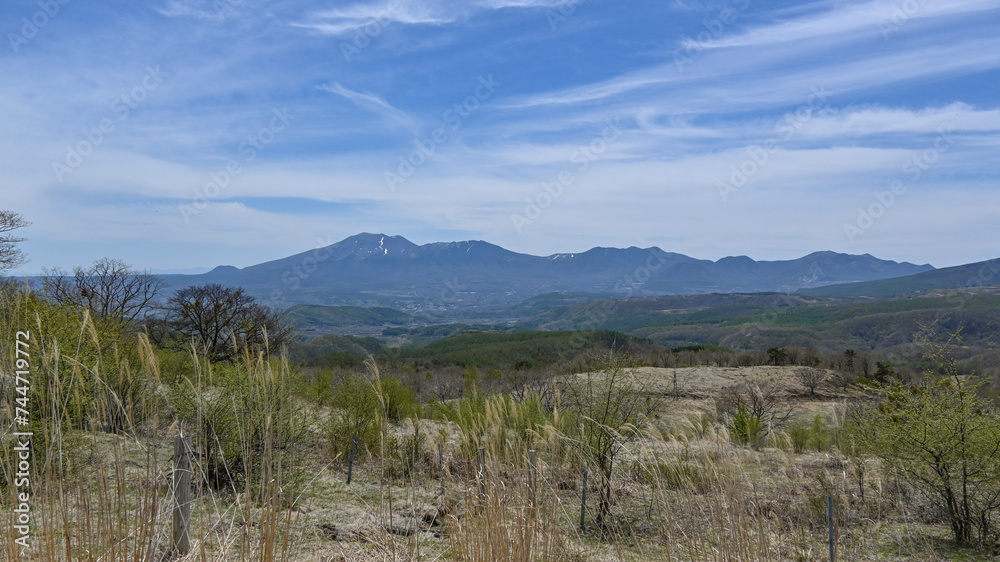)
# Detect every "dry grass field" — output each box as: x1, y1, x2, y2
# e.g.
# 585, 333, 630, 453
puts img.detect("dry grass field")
3, 285, 999, 561
6, 350, 998, 561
